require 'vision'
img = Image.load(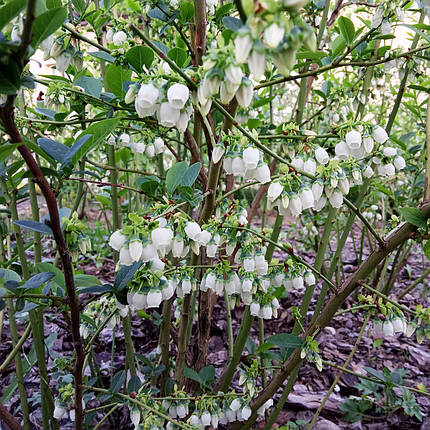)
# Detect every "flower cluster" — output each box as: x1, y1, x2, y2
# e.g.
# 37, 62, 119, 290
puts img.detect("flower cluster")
129, 81, 193, 131
198, 48, 253, 115
39, 36, 83, 74
107, 132, 166, 156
